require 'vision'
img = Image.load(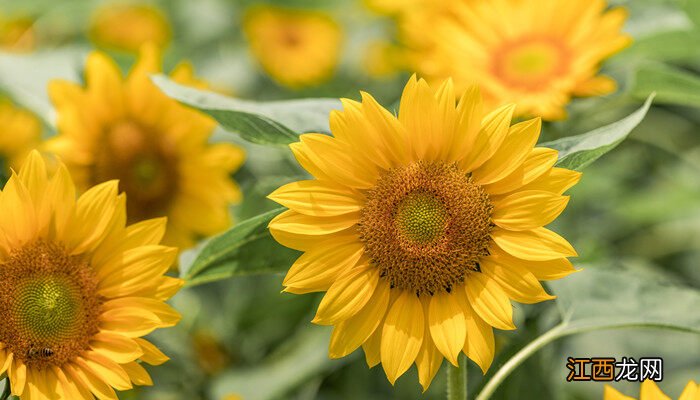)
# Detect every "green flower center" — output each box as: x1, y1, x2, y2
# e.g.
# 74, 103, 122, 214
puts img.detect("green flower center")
0, 241, 103, 368
395, 191, 448, 244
